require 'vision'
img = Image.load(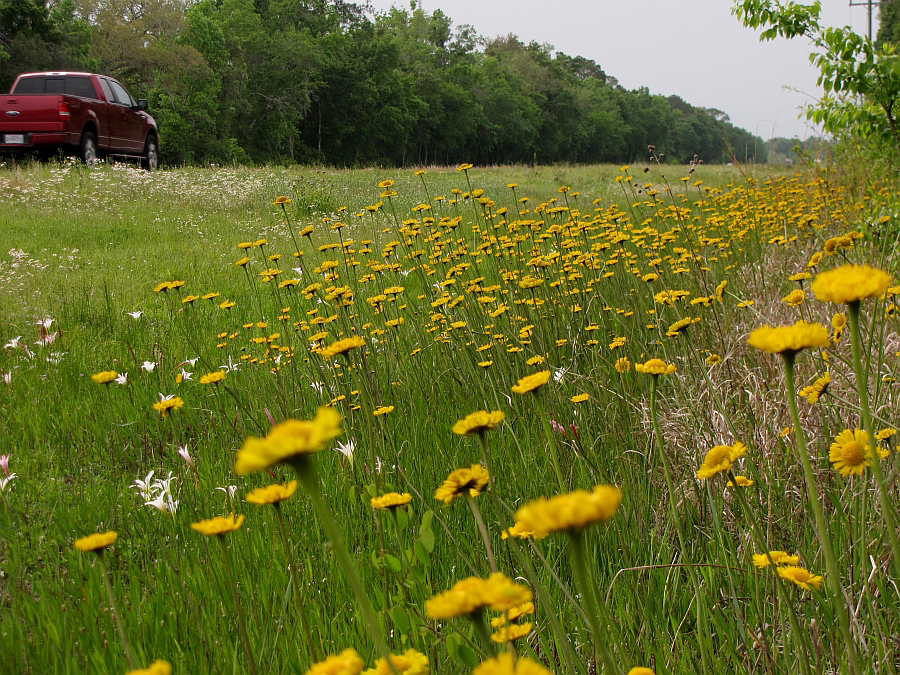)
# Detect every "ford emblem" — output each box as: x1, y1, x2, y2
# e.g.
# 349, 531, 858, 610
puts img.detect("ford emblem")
6, 110, 19, 116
